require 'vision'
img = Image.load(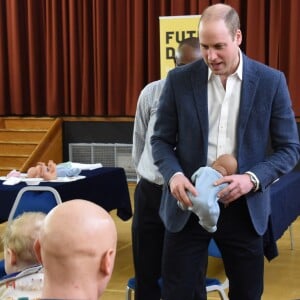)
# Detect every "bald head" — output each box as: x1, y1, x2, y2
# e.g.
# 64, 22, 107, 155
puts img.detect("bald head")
39, 199, 117, 256
35, 199, 117, 299
200, 4, 240, 39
